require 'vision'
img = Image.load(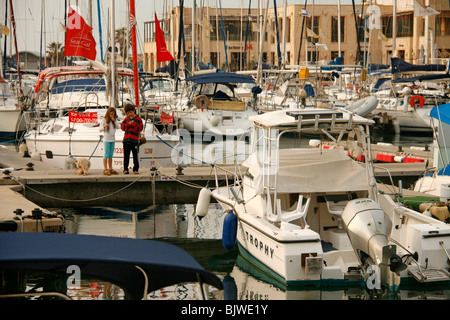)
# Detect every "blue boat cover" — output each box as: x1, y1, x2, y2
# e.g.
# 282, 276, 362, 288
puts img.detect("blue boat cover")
51, 78, 106, 94
430, 103, 450, 126
392, 73, 450, 83
185, 72, 255, 84
0, 233, 223, 299
392, 57, 446, 74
